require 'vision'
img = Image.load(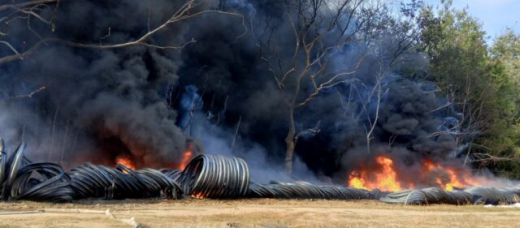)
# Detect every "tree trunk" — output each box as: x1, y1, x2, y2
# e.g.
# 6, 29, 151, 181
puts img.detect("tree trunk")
285, 109, 296, 175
